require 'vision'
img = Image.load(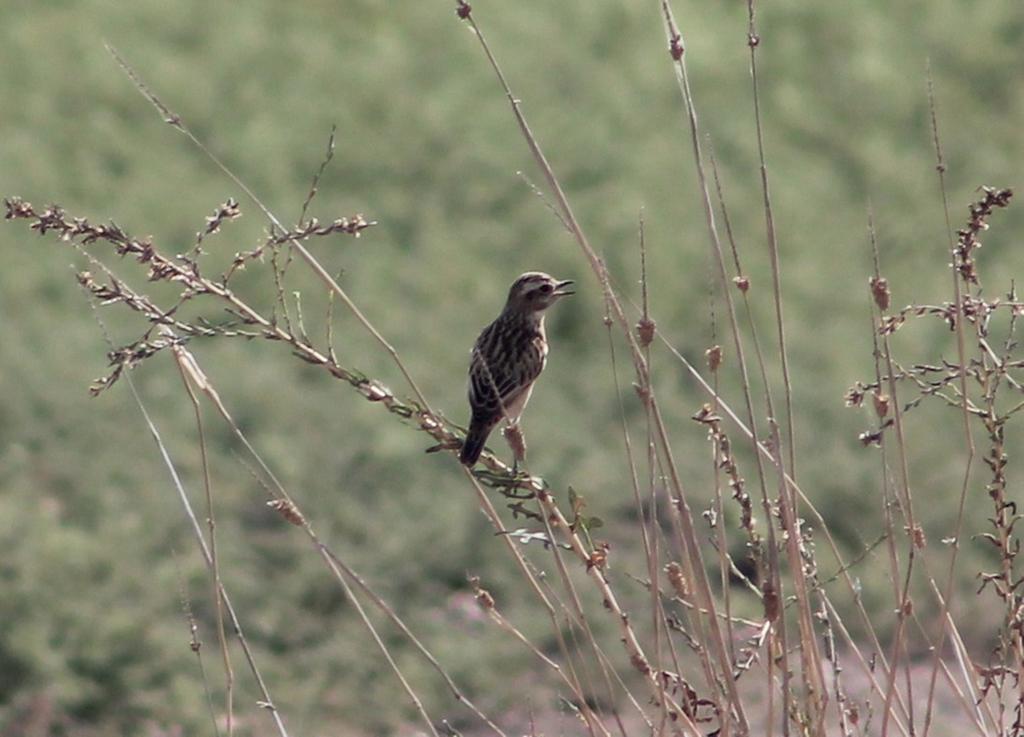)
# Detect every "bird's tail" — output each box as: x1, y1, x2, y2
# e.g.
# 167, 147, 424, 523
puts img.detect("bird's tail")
460, 418, 493, 466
